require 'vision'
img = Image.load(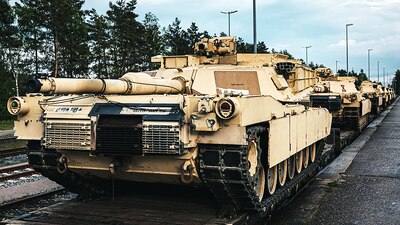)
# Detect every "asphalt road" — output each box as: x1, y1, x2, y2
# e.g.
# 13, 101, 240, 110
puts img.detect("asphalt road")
271, 99, 400, 225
